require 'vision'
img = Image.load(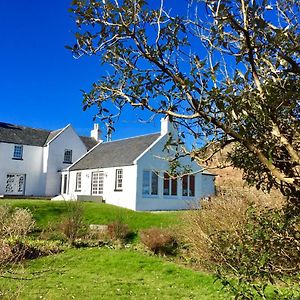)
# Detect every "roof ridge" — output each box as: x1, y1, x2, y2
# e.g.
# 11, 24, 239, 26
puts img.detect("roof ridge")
102, 132, 160, 144
0, 121, 53, 133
